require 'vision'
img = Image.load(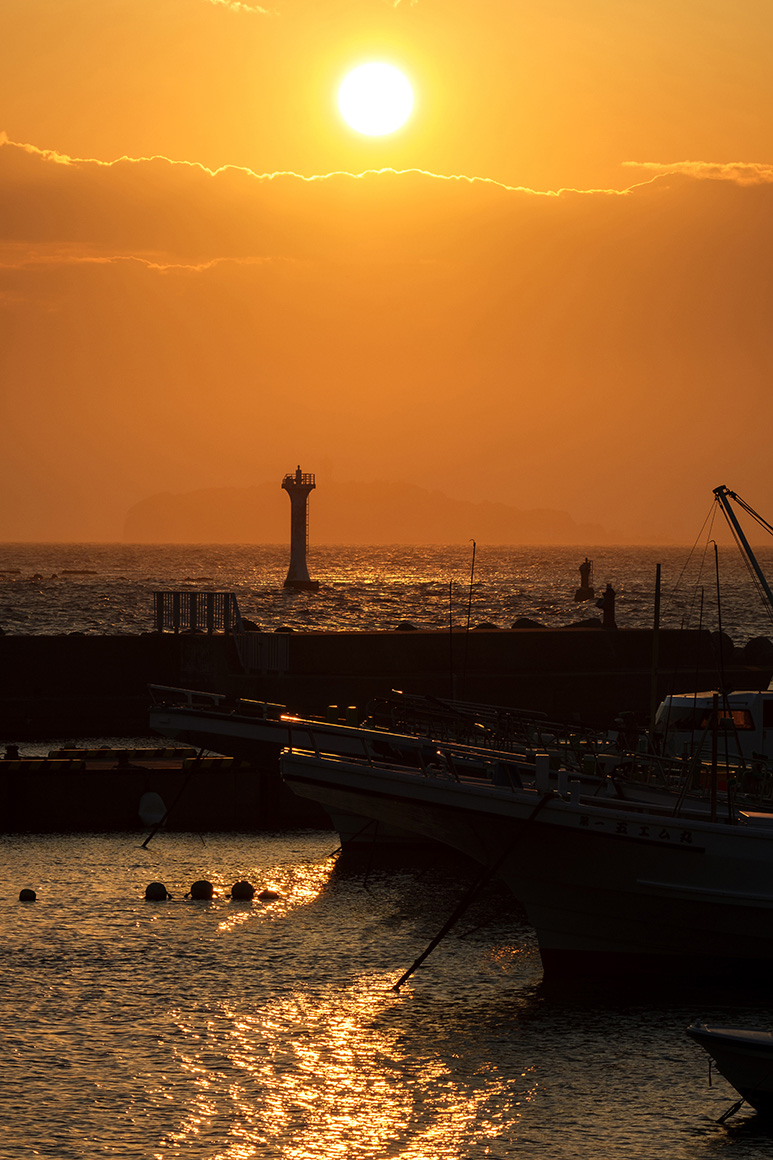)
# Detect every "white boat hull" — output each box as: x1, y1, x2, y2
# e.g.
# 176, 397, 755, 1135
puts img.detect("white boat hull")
280, 749, 773, 978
